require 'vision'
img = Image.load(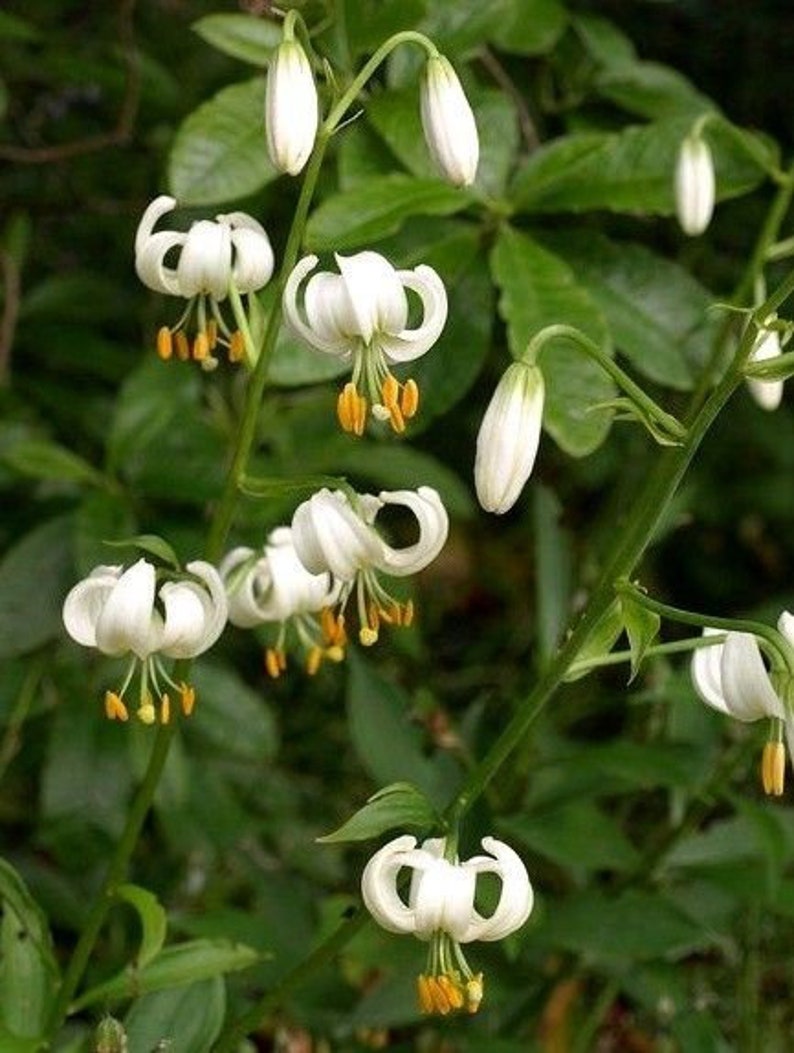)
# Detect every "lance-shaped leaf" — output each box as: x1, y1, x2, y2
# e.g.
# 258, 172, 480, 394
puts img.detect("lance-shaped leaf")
192, 13, 282, 65
564, 599, 624, 681
103, 534, 180, 570
117, 884, 168, 970
619, 591, 661, 682
318, 782, 440, 844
